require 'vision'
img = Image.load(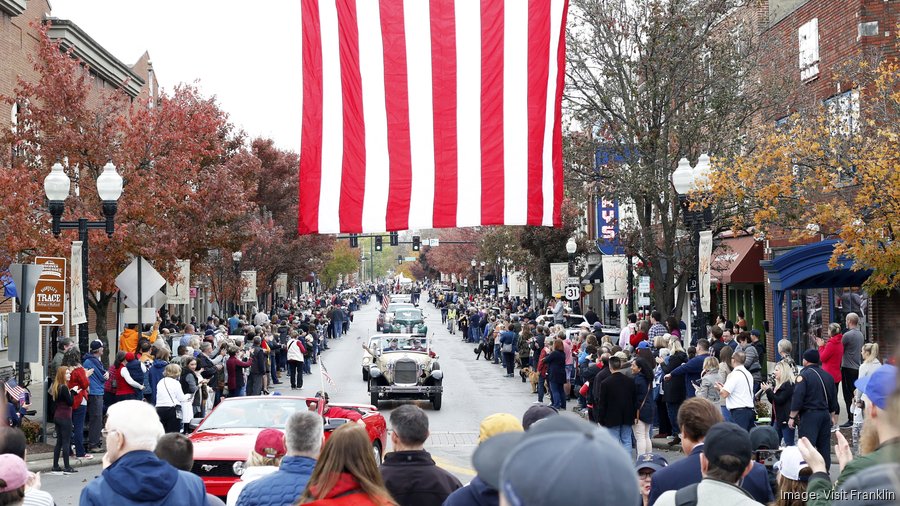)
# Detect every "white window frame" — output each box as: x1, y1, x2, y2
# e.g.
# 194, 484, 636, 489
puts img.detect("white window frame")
798, 18, 820, 81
